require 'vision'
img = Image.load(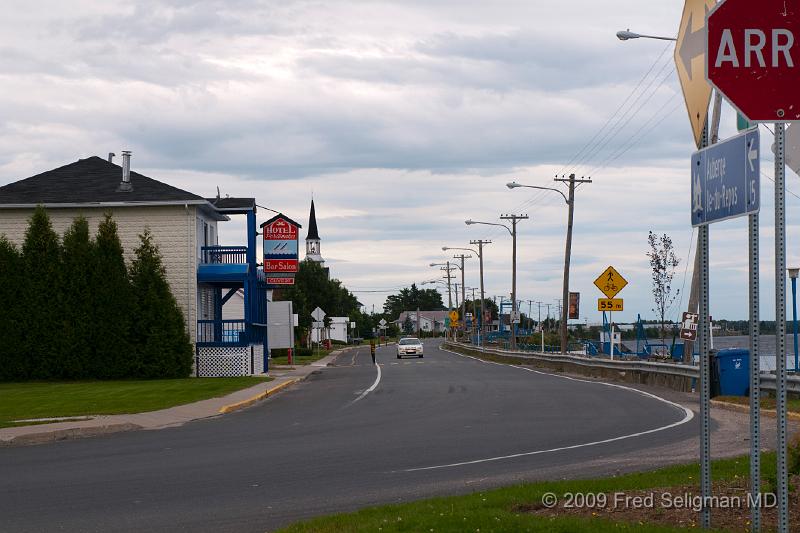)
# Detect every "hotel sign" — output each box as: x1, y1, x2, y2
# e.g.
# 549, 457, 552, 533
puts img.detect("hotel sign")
260, 214, 302, 288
